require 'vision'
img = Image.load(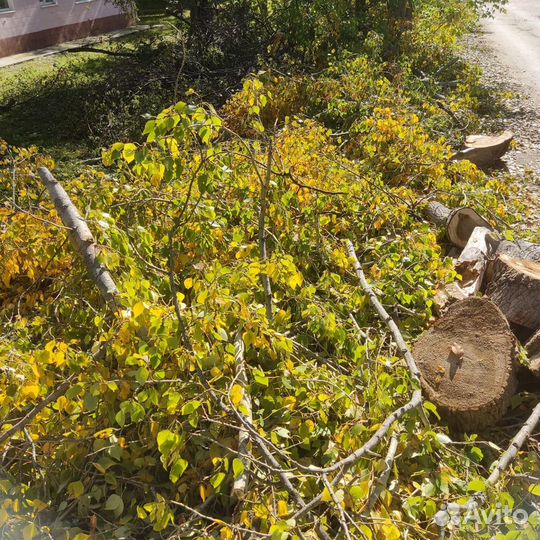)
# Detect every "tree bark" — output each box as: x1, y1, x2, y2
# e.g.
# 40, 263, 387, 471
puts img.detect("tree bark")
452, 131, 514, 168
524, 329, 540, 381
38, 167, 120, 308
424, 201, 493, 249
485, 254, 540, 331
496, 239, 540, 263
